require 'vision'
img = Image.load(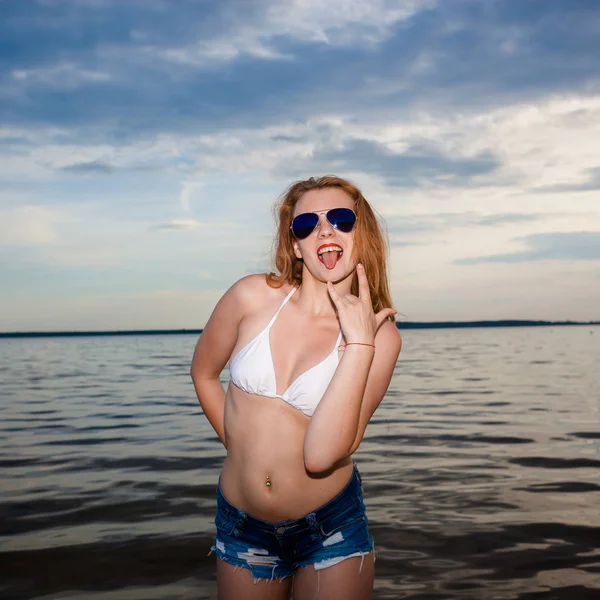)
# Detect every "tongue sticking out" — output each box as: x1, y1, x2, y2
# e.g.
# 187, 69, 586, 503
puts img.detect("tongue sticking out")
321, 251, 340, 270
